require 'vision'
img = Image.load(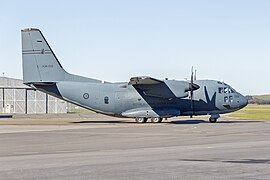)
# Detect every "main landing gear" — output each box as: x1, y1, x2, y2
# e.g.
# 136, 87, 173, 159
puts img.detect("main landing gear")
135, 117, 147, 123
150, 117, 163, 123
135, 117, 163, 123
